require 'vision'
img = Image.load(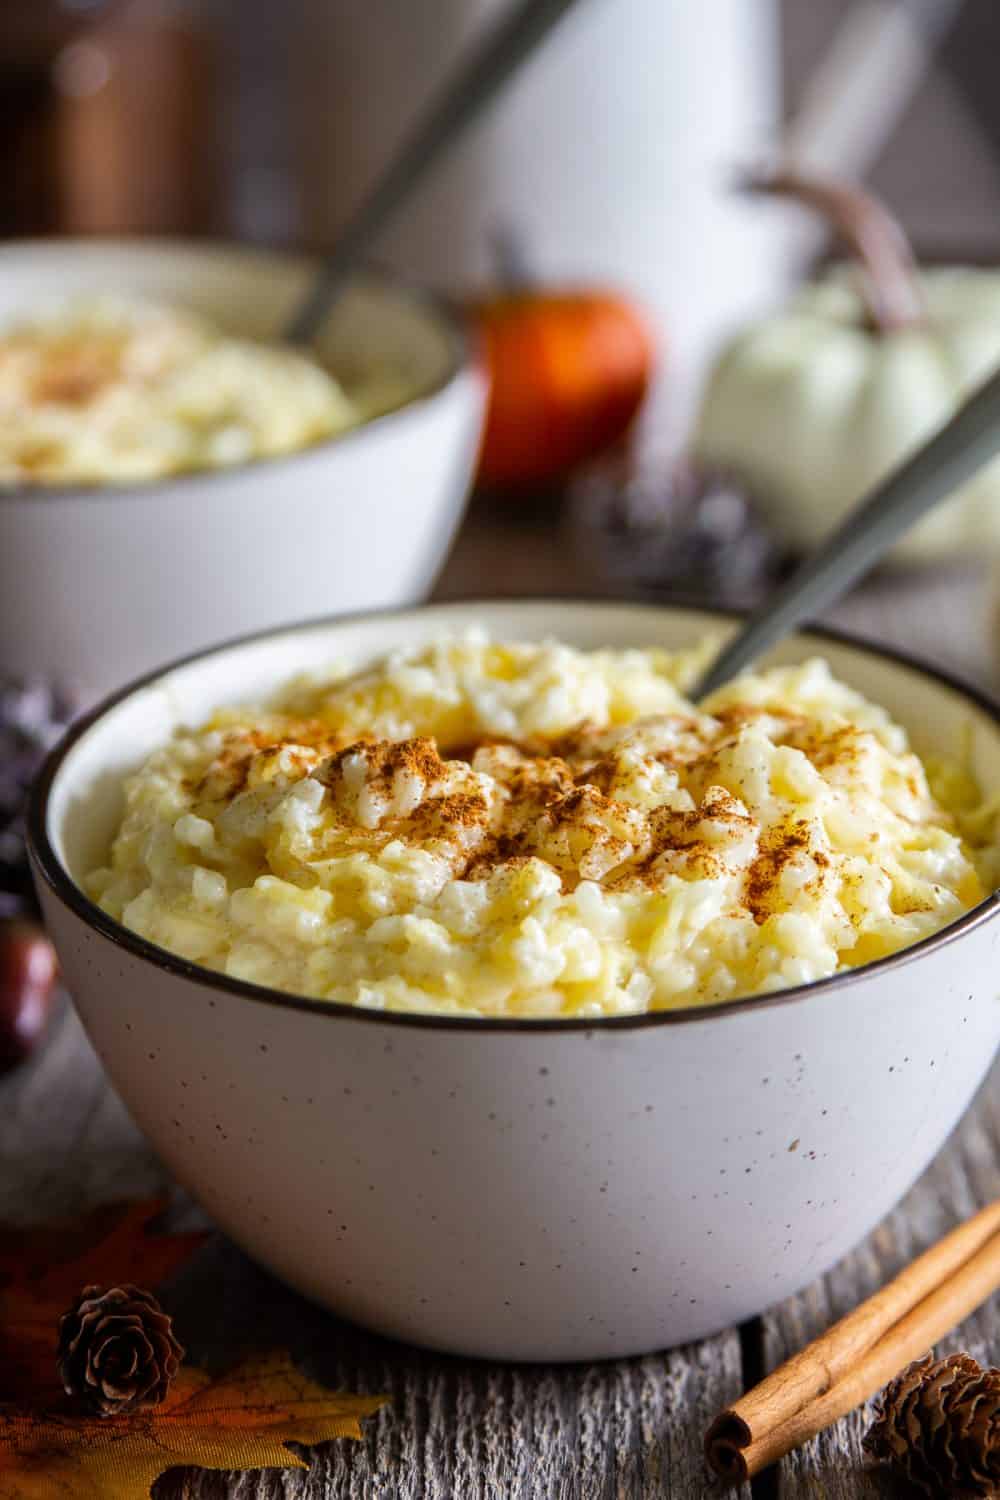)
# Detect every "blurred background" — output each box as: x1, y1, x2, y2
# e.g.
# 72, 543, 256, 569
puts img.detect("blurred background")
3, 0, 1000, 669
5, 0, 1000, 1066
5, 7, 999, 283
7, 6, 1000, 271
